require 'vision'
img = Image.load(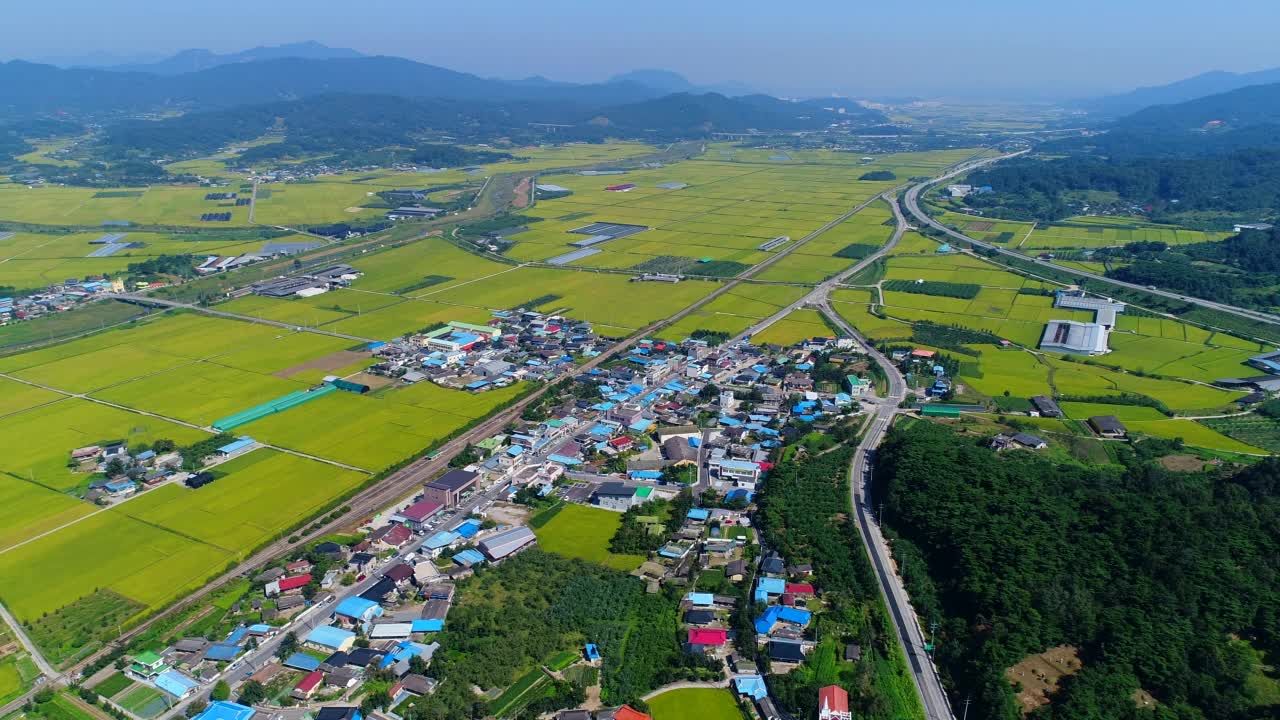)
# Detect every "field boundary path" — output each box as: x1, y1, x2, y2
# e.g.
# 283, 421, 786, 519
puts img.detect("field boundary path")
902, 153, 1280, 330
110, 293, 376, 343
0, 599, 56, 679
641, 679, 731, 701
